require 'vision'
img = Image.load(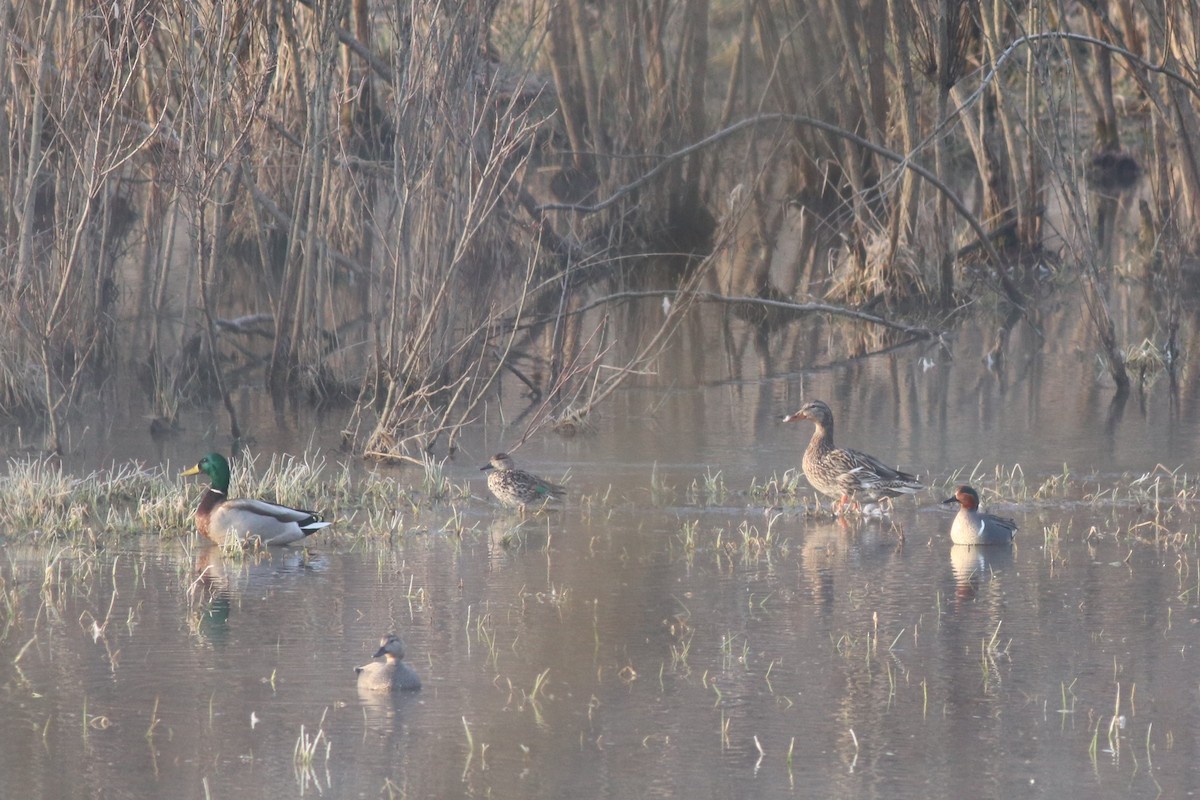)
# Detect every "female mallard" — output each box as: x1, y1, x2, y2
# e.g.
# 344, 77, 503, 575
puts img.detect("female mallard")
481, 452, 566, 513
782, 400, 923, 513
942, 485, 1017, 546
356, 632, 422, 692
181, 452, 331, 546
